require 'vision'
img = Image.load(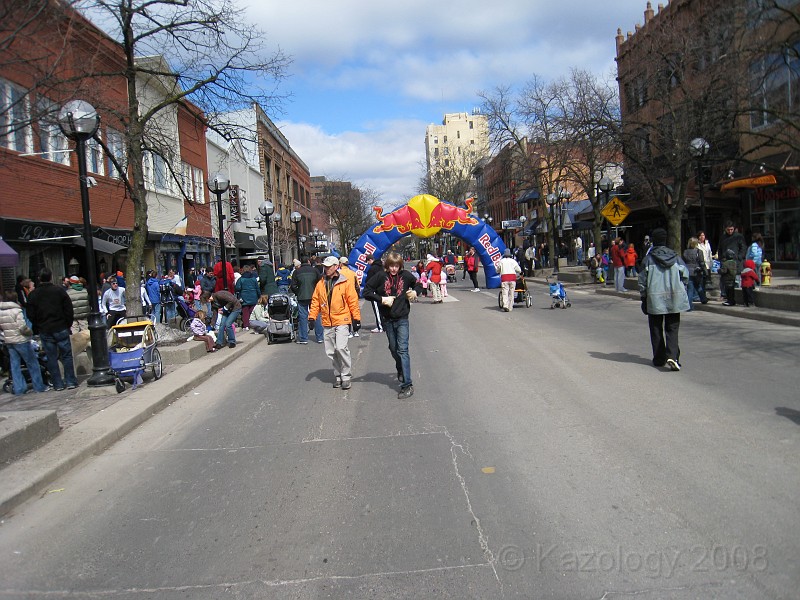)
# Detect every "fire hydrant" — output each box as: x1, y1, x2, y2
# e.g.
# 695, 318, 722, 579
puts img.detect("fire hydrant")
761, 258, 772, 287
